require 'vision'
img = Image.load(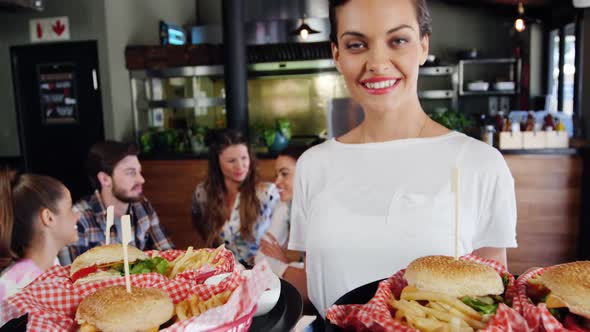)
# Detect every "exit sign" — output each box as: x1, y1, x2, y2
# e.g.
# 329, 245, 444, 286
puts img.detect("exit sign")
29, 16, 70, 43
